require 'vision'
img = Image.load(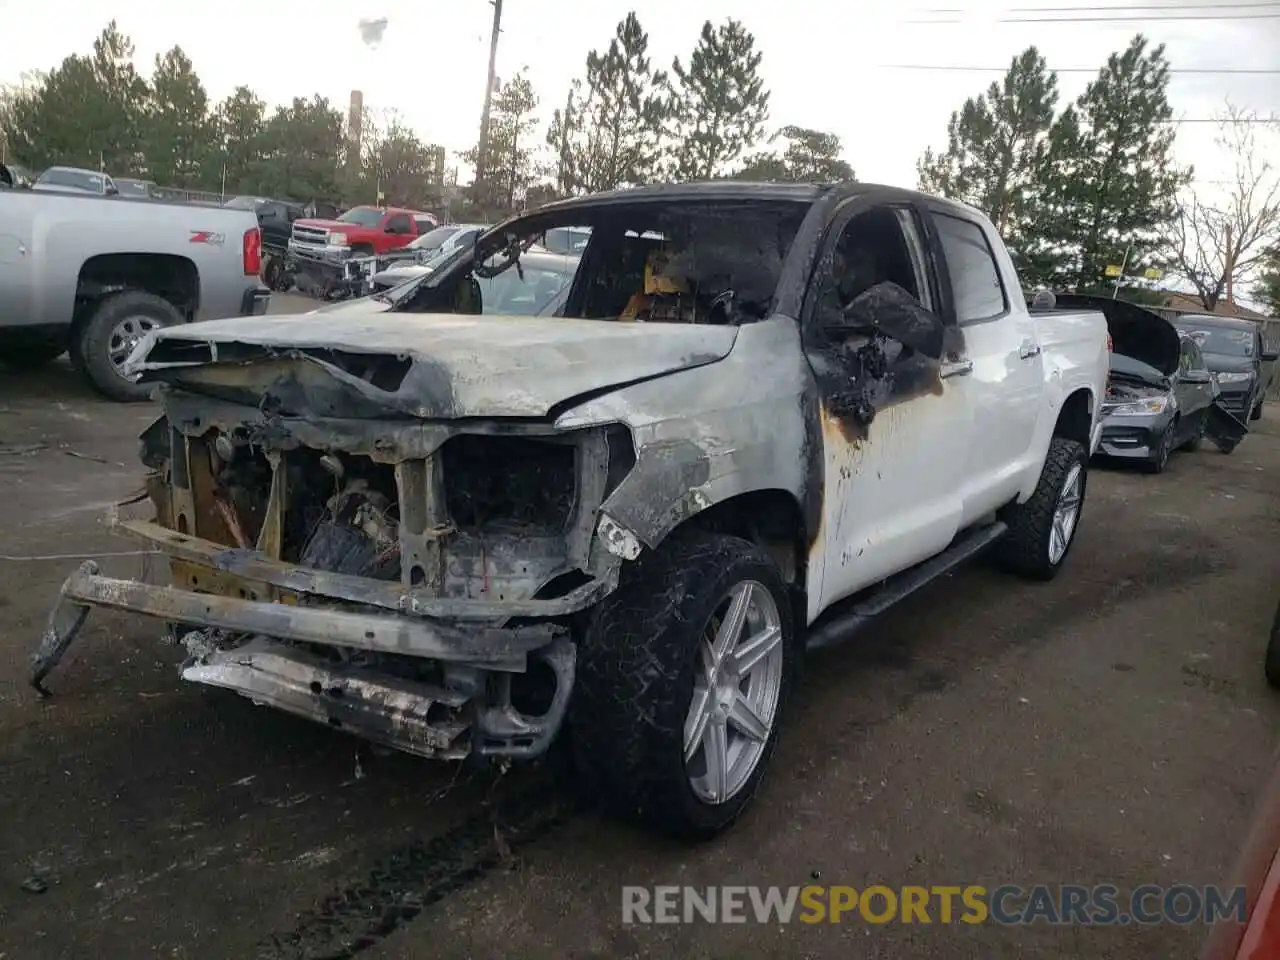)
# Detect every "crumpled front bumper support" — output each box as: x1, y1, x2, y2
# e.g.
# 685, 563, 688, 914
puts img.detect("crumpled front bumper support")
30, 559, 578, 758
182, 635, 576, 760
